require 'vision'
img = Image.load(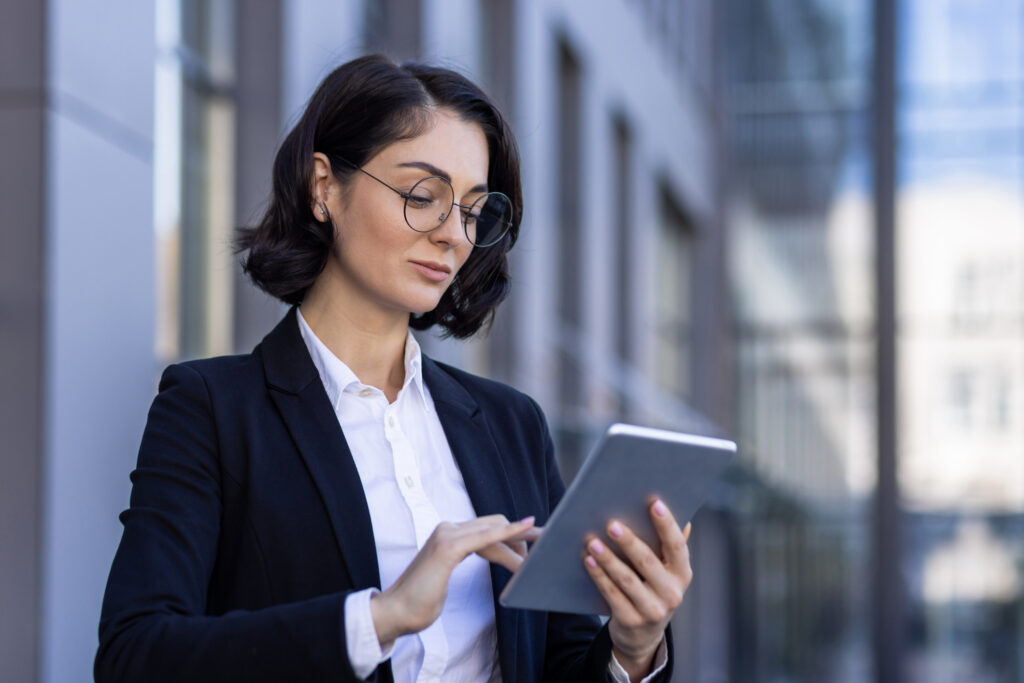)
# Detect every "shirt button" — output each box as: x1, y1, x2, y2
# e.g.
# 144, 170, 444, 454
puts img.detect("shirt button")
387, 415, 396, 429
359, 388, 373, 398
404, 475, 415, 488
